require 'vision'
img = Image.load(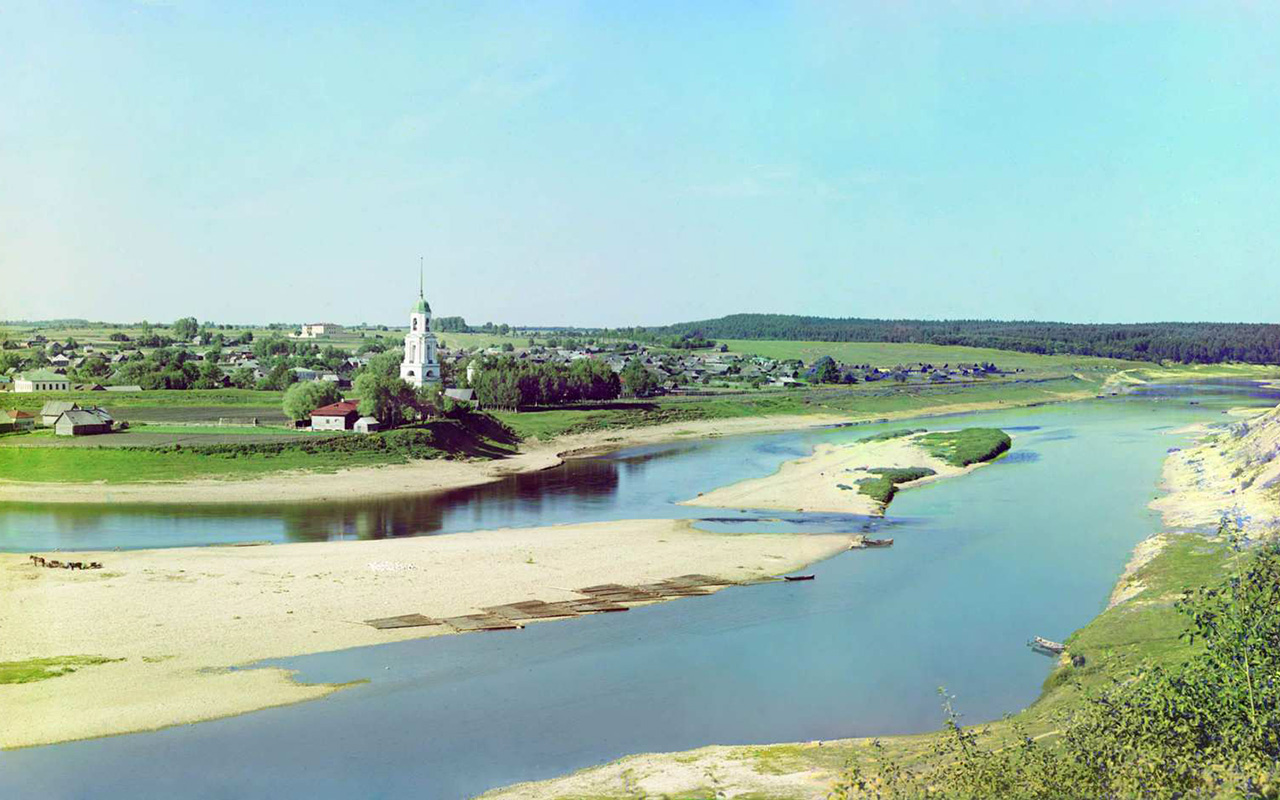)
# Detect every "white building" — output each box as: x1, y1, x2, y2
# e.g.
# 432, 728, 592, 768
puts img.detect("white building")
400, 270, 440, 388
14, 371, 71, 393
298, 322, 343, 338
